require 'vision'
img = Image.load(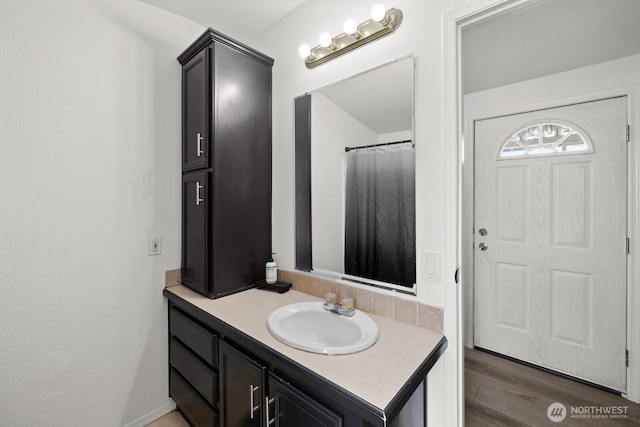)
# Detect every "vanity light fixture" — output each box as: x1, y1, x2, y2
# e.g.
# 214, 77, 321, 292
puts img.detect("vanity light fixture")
298, 4, 403, 69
